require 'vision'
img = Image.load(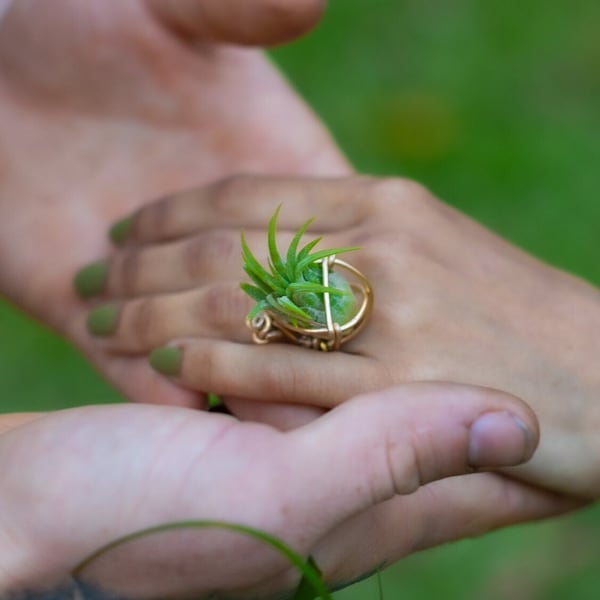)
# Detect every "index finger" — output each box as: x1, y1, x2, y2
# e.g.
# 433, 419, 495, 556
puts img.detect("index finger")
109, 175, 370, 245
